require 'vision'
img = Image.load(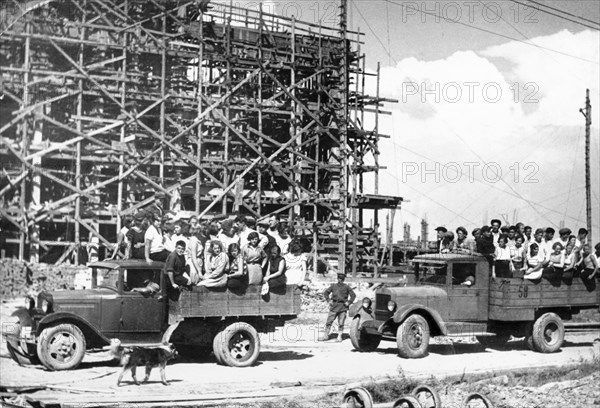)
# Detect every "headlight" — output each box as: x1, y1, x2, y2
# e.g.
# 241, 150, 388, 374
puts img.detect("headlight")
362, 298, 372, 308
41, 299, 50, 313
387, 300, 397, 312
